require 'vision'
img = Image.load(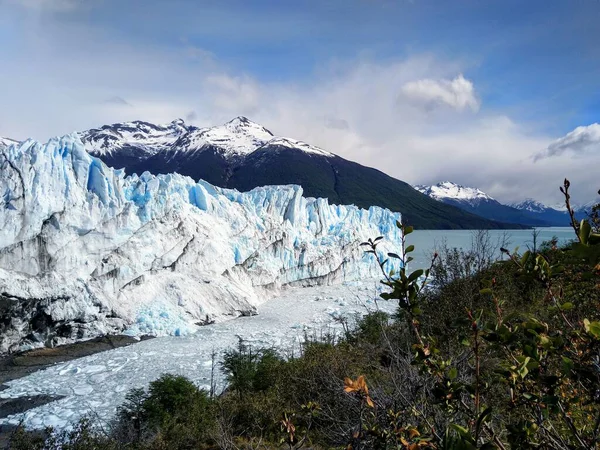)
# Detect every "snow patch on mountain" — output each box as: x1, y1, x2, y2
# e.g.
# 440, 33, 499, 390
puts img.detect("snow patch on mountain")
80, 119, 191, 158
175, 116, 274, 157
263, 137, 333, 156
414, 181, 495, 204
0, 135, 403, 354
80, 117, 336, 162
510, 199, 566, 213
